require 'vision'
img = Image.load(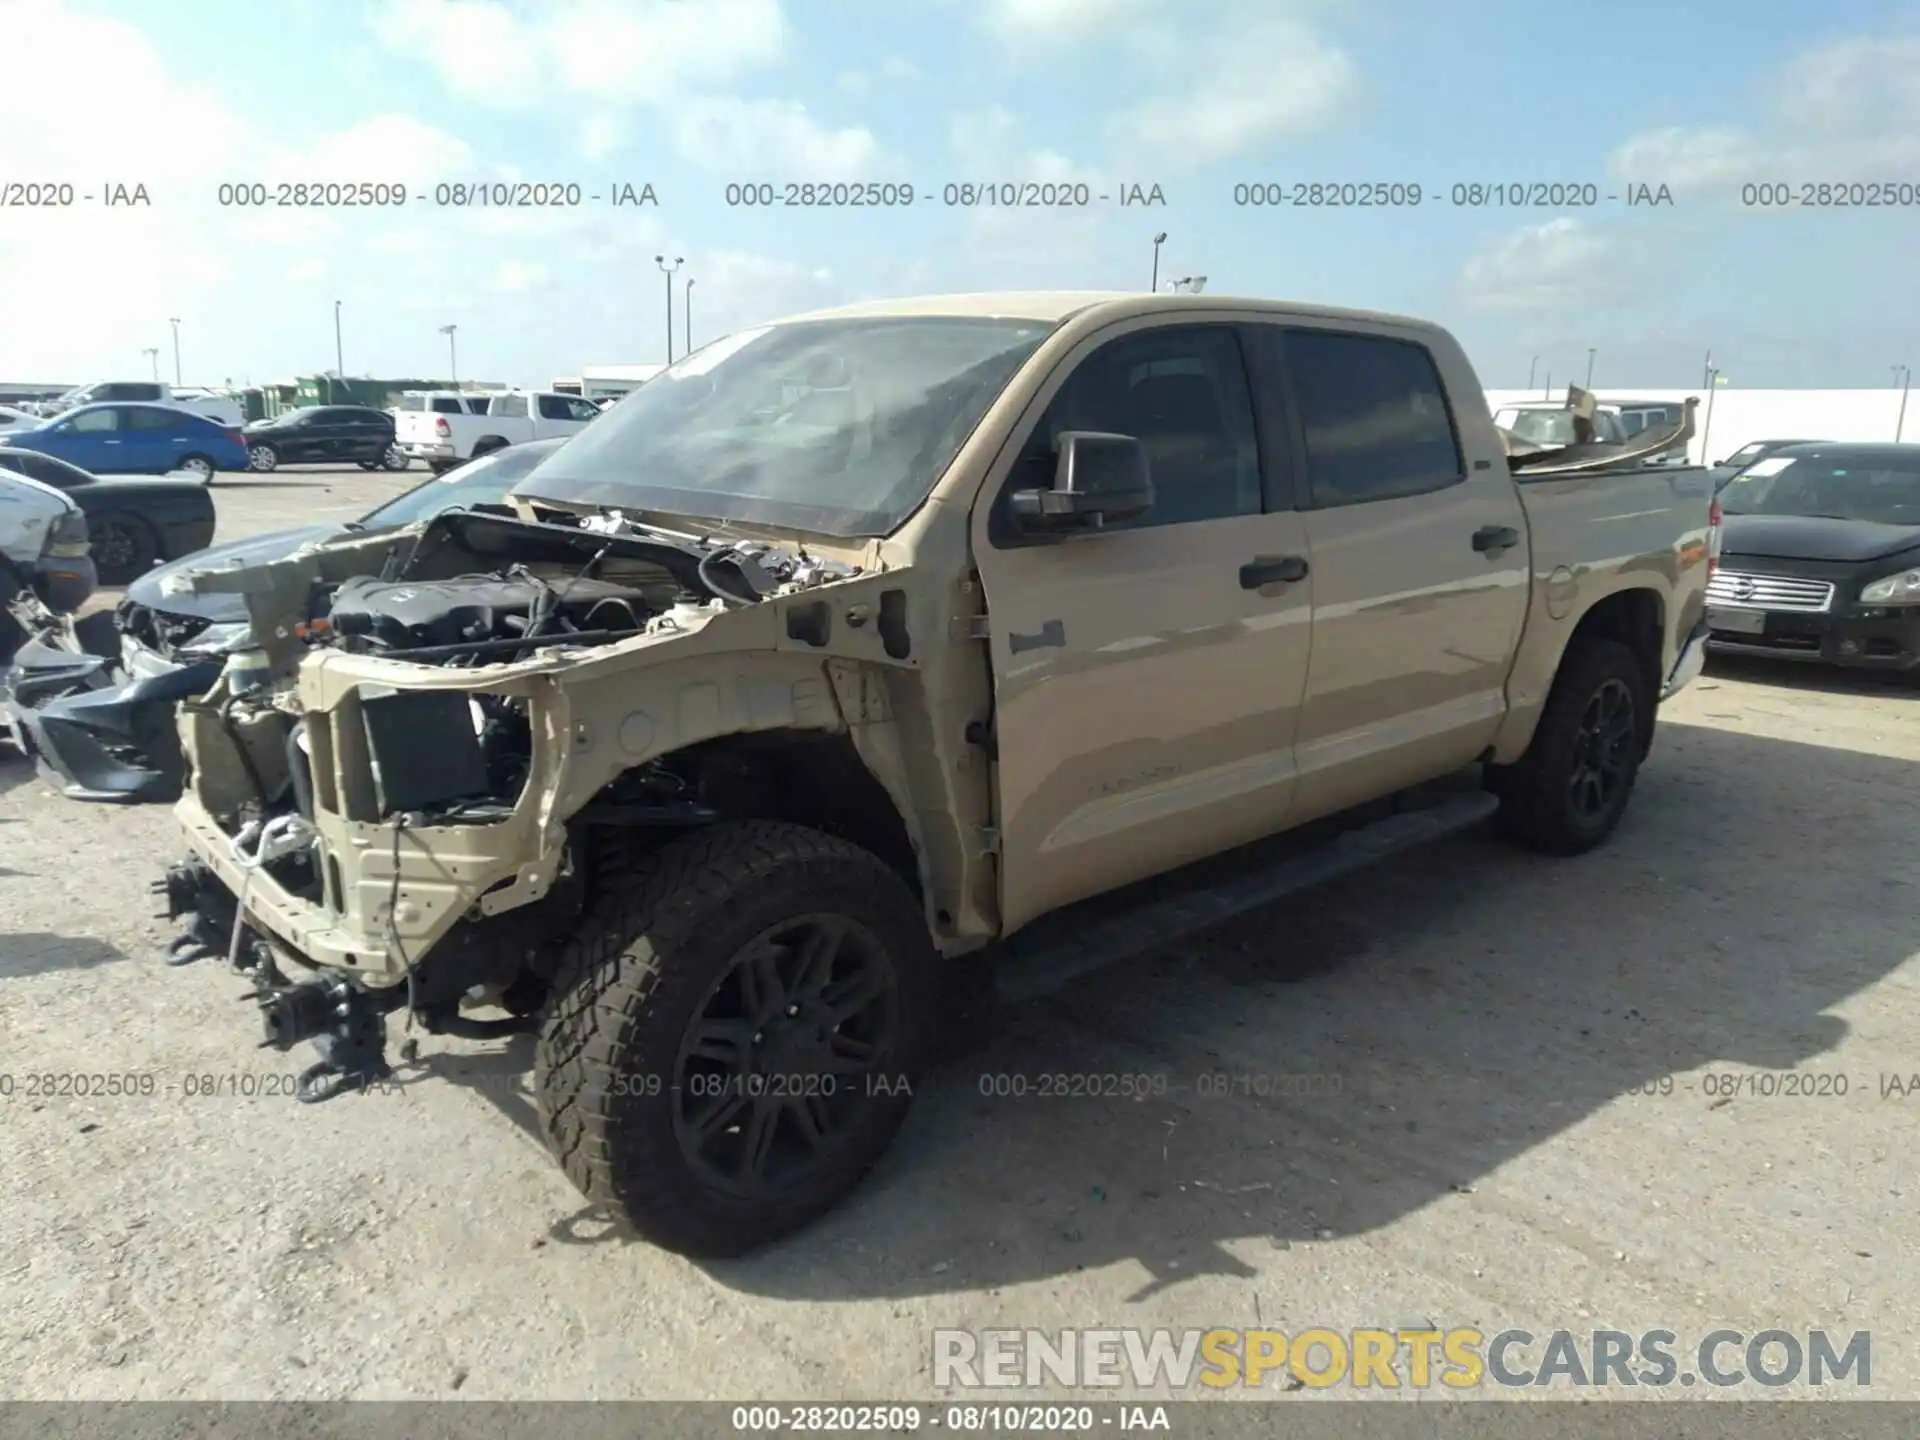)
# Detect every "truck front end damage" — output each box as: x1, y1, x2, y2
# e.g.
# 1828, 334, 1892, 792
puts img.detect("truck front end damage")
153, 505, 967, 1102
